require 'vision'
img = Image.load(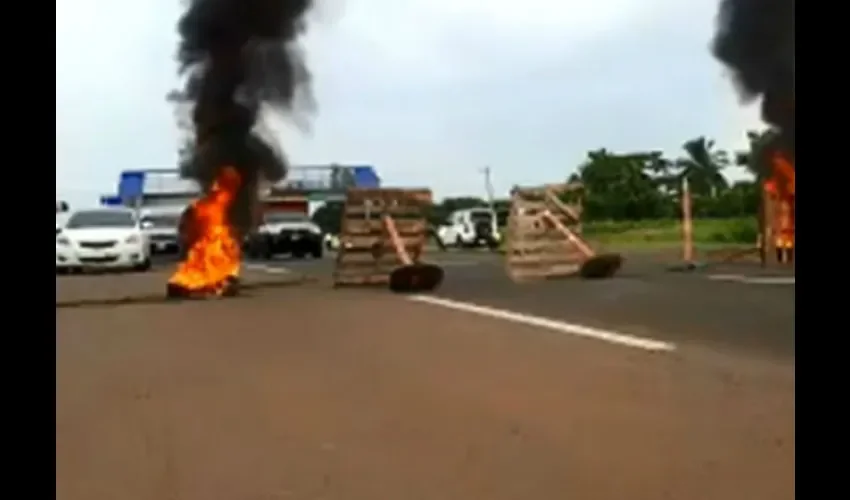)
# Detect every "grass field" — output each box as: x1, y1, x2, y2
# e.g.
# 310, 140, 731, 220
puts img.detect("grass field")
497, 217, 758, 252
583, 217, 758, 248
